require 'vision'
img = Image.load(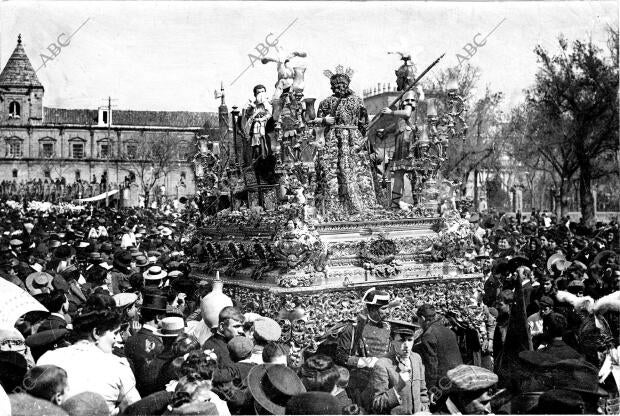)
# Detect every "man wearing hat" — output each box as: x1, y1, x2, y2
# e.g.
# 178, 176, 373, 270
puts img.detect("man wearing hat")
365, 320, 429, 414
110, 250, 133, 294
125, 290, 167, 389
439, 364, 499, 415
414, 303, 463, 404
526, 295, 554, 347
249, 317, 282, 364
335, 288, 398, 409
248, 364, 306, 415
